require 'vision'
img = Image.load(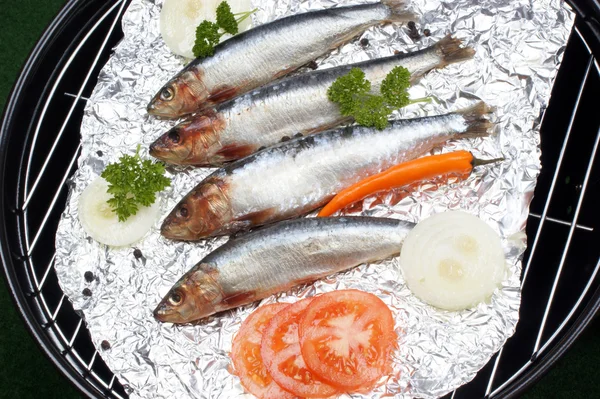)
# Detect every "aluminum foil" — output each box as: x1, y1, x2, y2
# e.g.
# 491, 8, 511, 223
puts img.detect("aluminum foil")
54, 0, 574, 398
